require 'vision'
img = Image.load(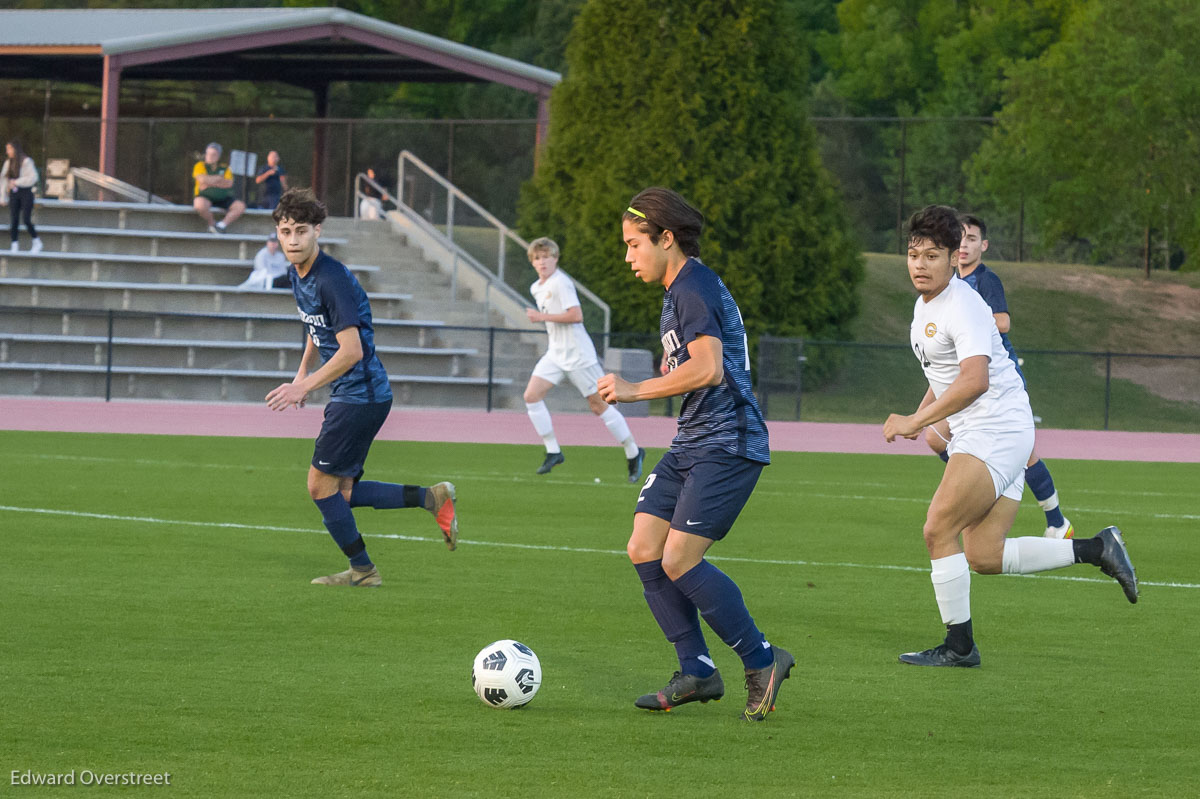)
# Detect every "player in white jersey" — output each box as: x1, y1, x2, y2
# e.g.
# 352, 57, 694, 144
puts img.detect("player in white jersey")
523, 237, 645, 481
883, 205, 1138, 668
